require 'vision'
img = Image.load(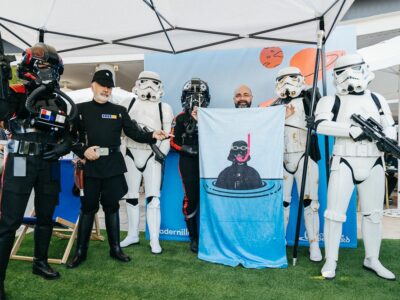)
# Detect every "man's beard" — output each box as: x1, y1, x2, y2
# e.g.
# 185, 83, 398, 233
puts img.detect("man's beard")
235, 101, 251, 108
94, 92, 111, 103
